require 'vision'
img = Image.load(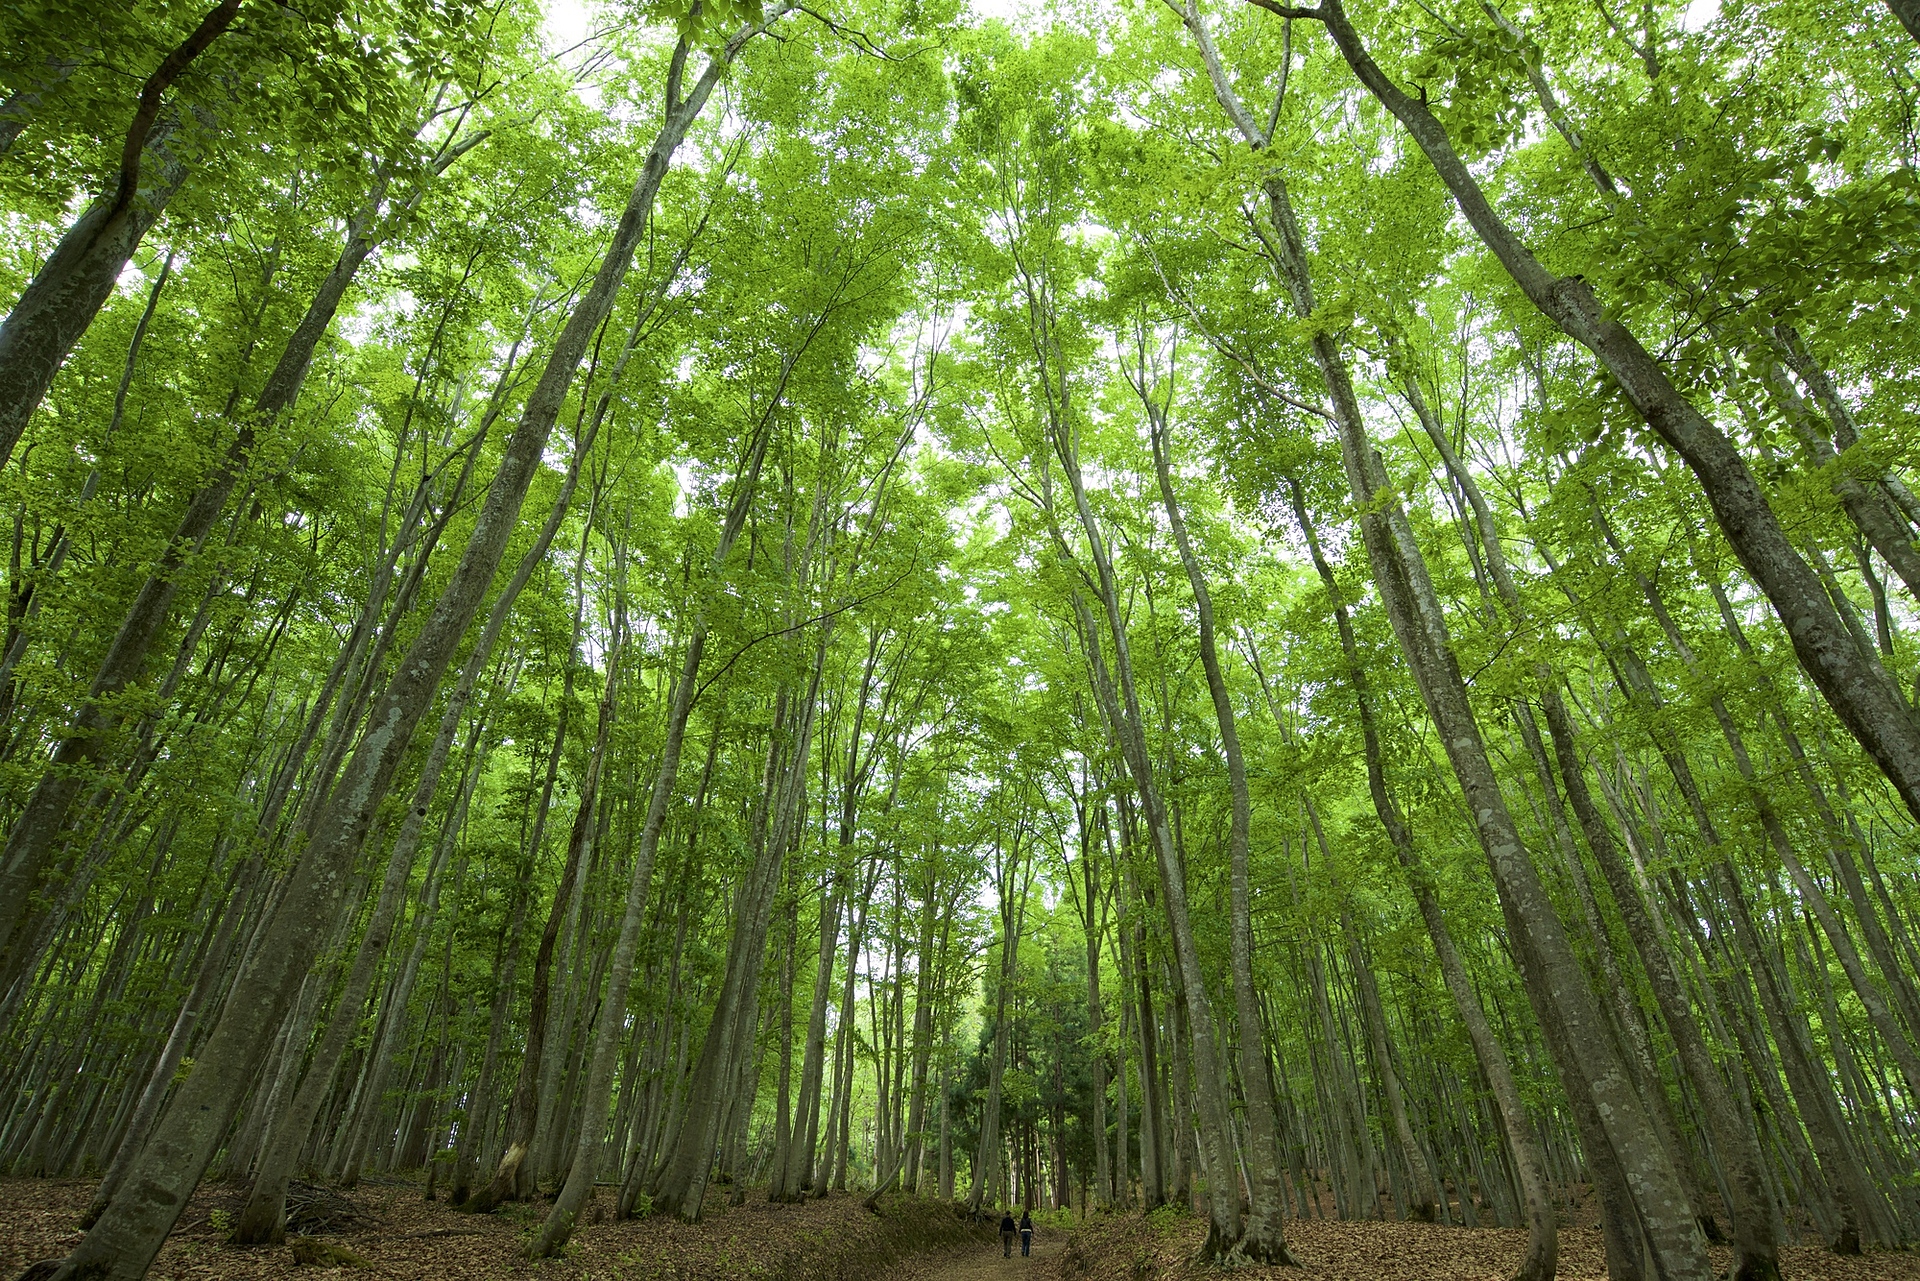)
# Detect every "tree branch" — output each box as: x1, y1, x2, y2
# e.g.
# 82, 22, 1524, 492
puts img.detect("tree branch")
116, 0, 243, 210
